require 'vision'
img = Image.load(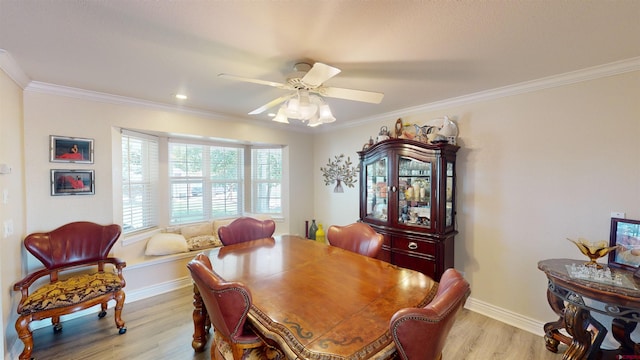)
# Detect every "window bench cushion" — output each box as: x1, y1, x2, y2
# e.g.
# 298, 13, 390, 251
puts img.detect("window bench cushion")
19, 272, 123, 314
